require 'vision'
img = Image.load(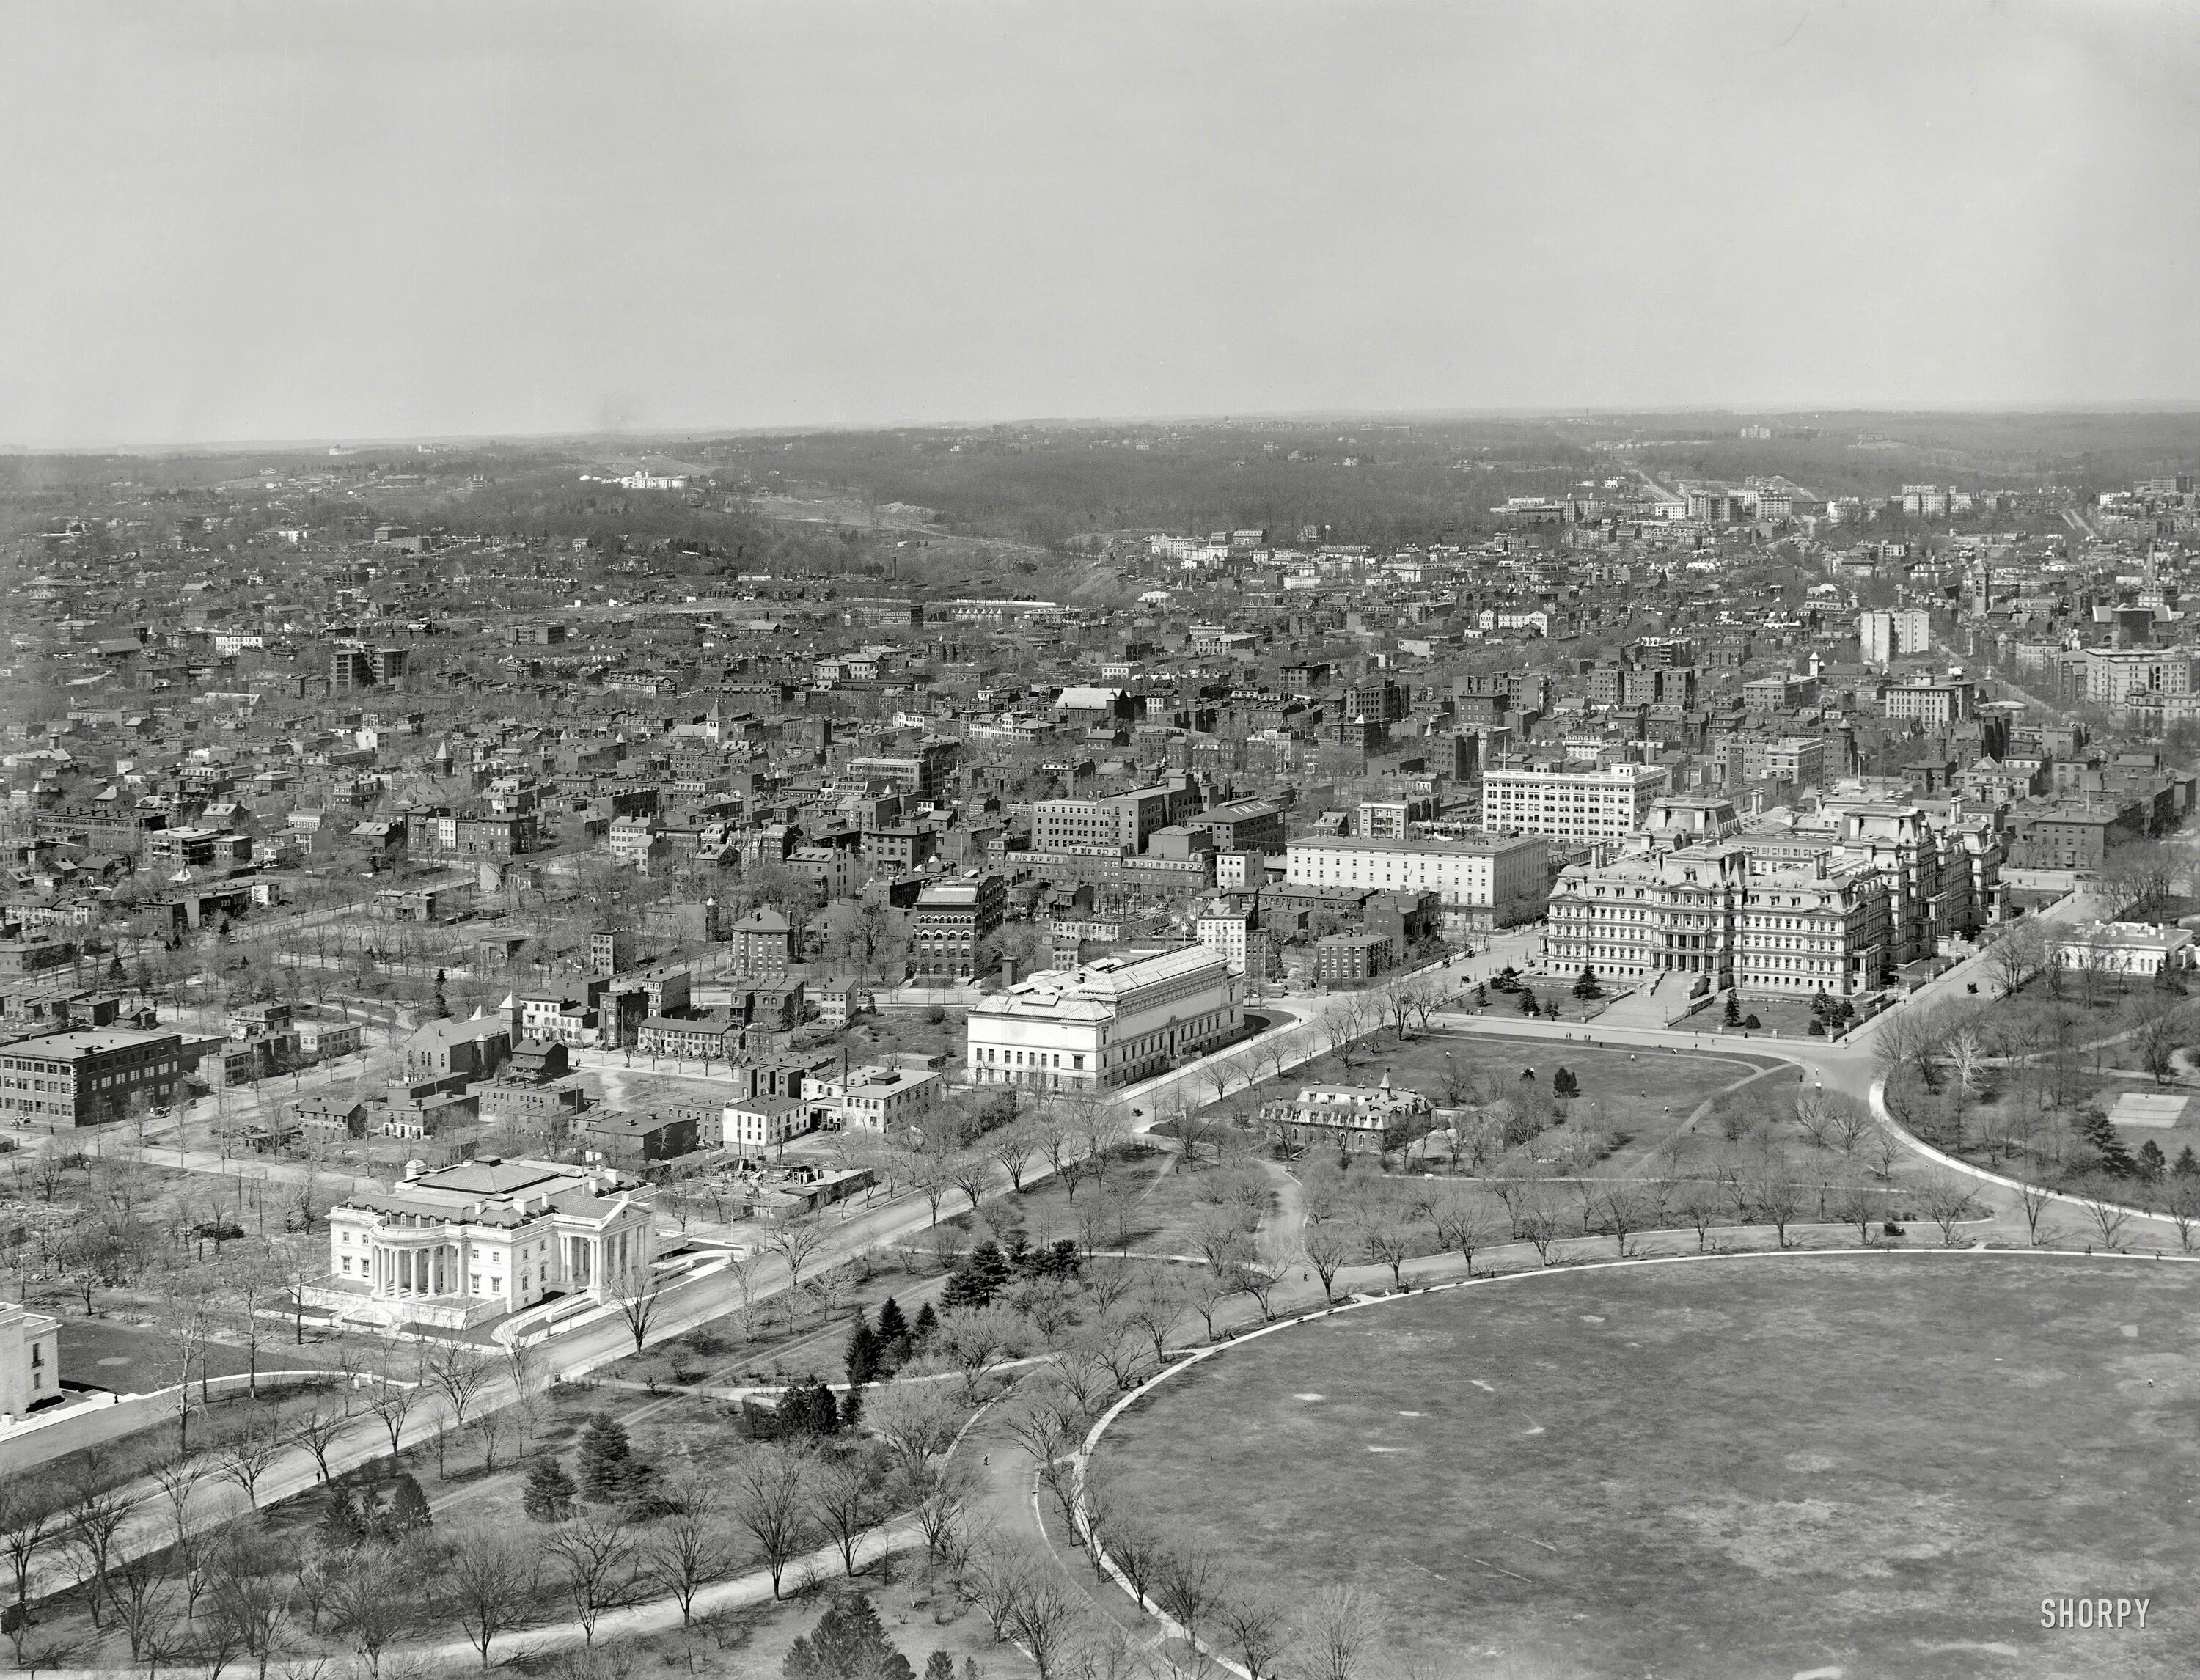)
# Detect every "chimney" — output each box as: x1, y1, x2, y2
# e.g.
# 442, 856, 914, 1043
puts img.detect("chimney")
1000, 957, 1019, 987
